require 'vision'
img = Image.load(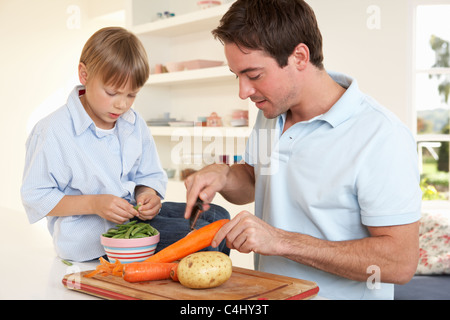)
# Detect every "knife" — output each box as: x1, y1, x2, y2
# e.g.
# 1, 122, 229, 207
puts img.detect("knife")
189, 197, 204, 231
